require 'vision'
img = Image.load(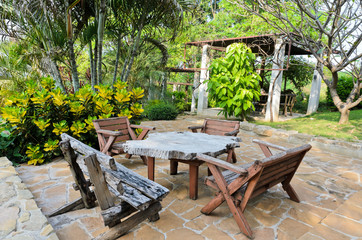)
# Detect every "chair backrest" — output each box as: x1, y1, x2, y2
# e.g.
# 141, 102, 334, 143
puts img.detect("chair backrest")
203, 118, 240, 136
93, 116, 132, 142
251, 144, 311, 198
